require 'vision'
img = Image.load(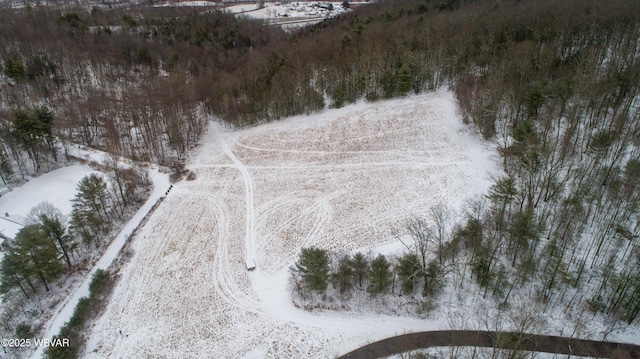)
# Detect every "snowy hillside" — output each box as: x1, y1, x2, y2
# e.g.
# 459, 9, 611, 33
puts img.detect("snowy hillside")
82, 90, 503, 358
